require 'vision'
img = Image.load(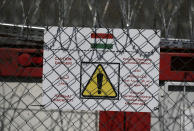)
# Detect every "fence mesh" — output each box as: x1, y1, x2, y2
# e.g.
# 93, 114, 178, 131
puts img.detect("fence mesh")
0, 0, 194, 131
